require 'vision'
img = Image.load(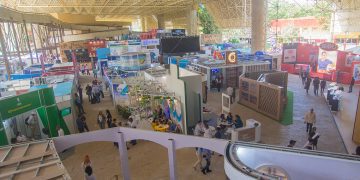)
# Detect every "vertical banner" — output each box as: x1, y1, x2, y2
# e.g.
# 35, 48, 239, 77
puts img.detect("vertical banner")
318, 42, 338, 73
283, 49, 297, 63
